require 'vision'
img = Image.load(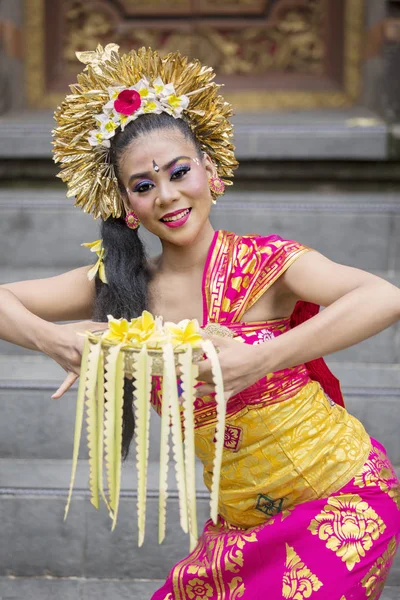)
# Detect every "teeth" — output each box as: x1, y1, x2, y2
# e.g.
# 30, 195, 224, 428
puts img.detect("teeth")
162, 209, 189, 222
